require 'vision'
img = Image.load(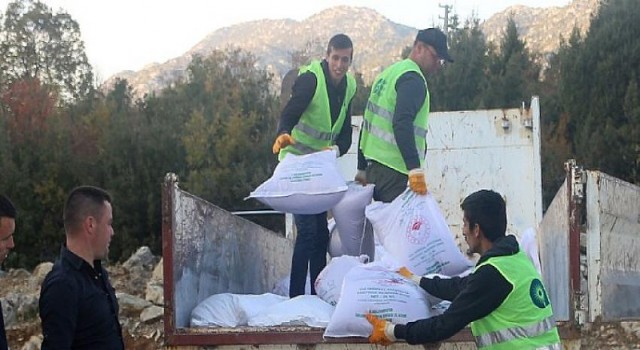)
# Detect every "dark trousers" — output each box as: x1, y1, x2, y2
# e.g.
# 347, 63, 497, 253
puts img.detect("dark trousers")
289, 212, 329, 298
366, 160, 408, 203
